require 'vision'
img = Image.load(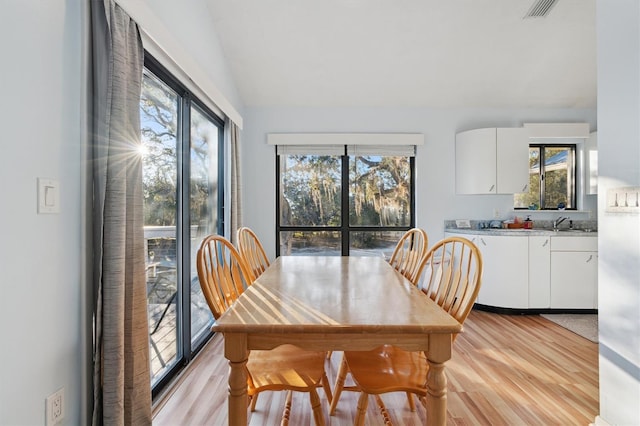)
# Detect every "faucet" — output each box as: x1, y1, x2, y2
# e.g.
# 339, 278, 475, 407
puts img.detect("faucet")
553, 216, 569, 231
